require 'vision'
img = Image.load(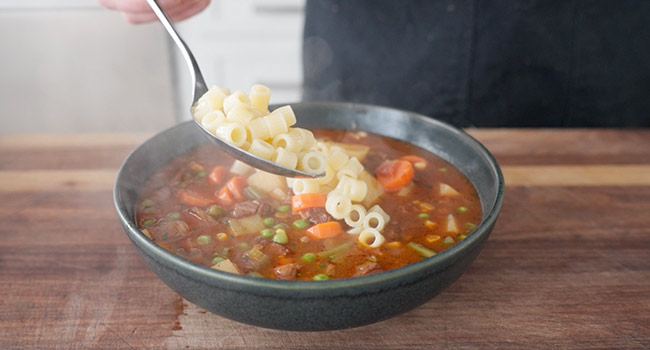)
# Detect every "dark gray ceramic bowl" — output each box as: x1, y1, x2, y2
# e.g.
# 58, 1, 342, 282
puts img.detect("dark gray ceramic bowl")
114, 102, 504, 331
